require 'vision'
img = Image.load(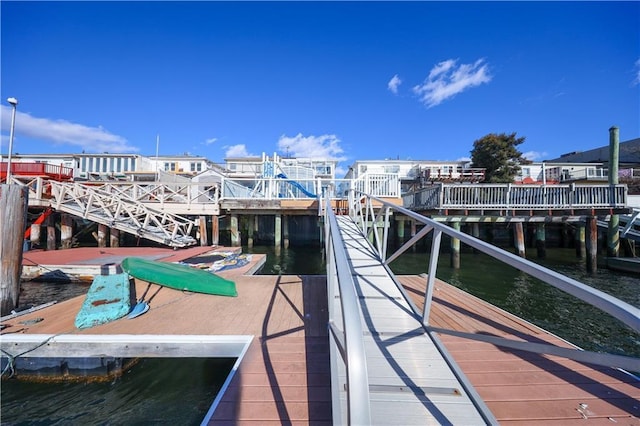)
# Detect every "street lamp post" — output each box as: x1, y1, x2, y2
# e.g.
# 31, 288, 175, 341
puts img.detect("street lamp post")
6, 97, 18, 184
